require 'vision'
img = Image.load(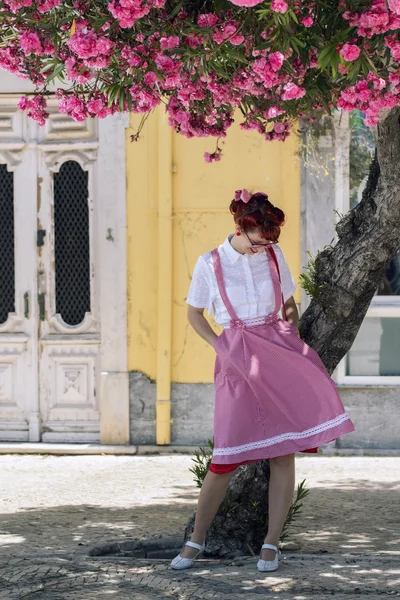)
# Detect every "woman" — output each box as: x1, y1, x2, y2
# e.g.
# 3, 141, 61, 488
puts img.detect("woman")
171, 190, 355, 572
